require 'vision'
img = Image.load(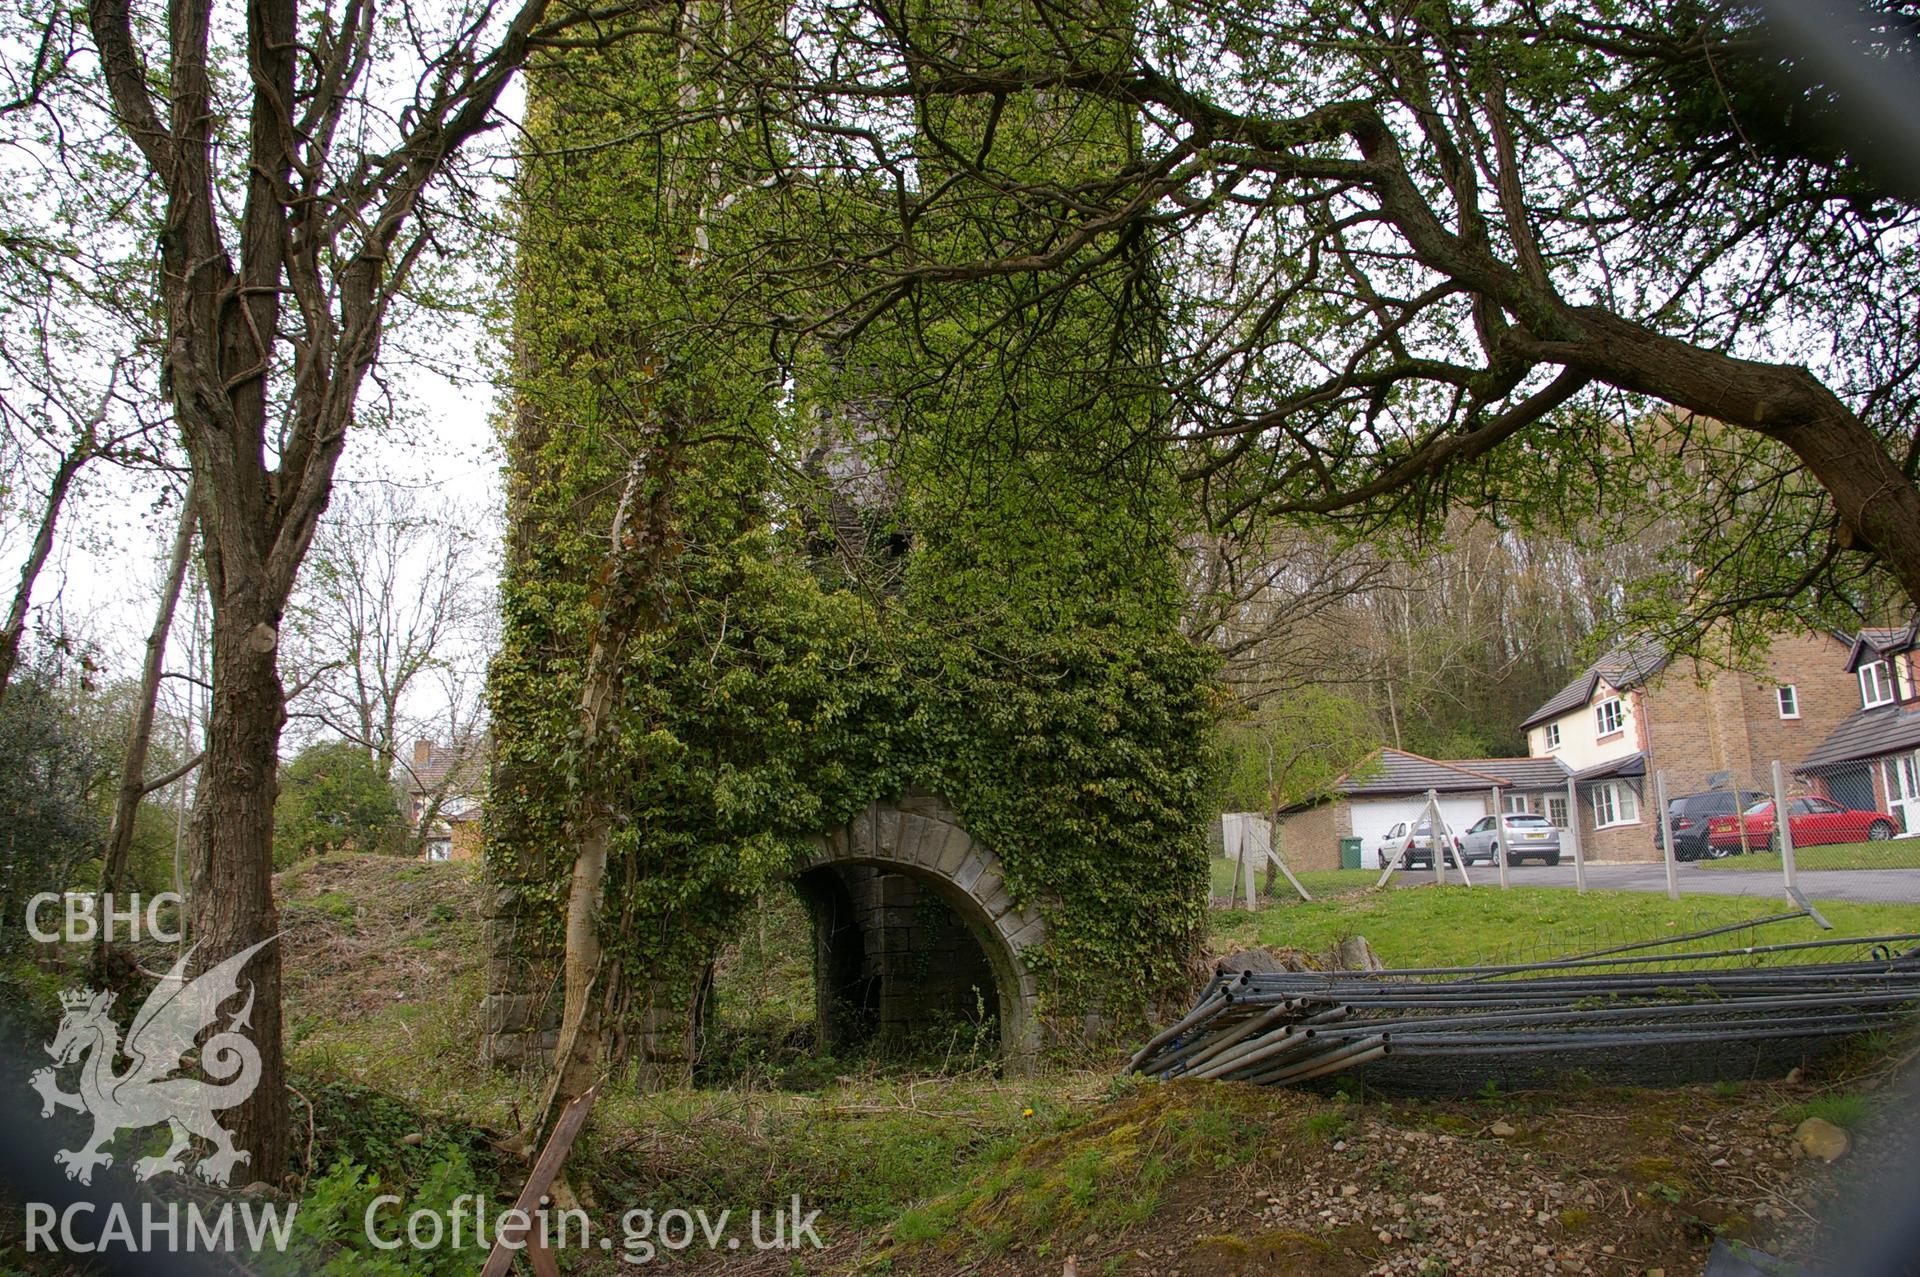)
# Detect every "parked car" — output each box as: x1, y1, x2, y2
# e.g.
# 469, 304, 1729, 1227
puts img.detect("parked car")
1655, 790, 1766, 861
1462, 813, 1562, 865
1369, 822, 1411, 867
1388, 819, 1466, 871
1706, 796, 1897, 854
